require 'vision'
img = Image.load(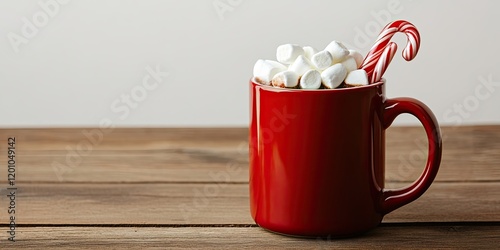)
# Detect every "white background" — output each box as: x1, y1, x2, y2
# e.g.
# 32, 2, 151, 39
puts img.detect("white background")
0, 0, 499, 127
